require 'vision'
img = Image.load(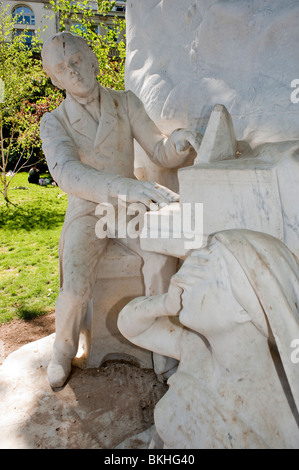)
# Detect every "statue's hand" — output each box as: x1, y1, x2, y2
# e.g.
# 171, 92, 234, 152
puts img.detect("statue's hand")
117, 179, 179, 209
171, 129, 202, 154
